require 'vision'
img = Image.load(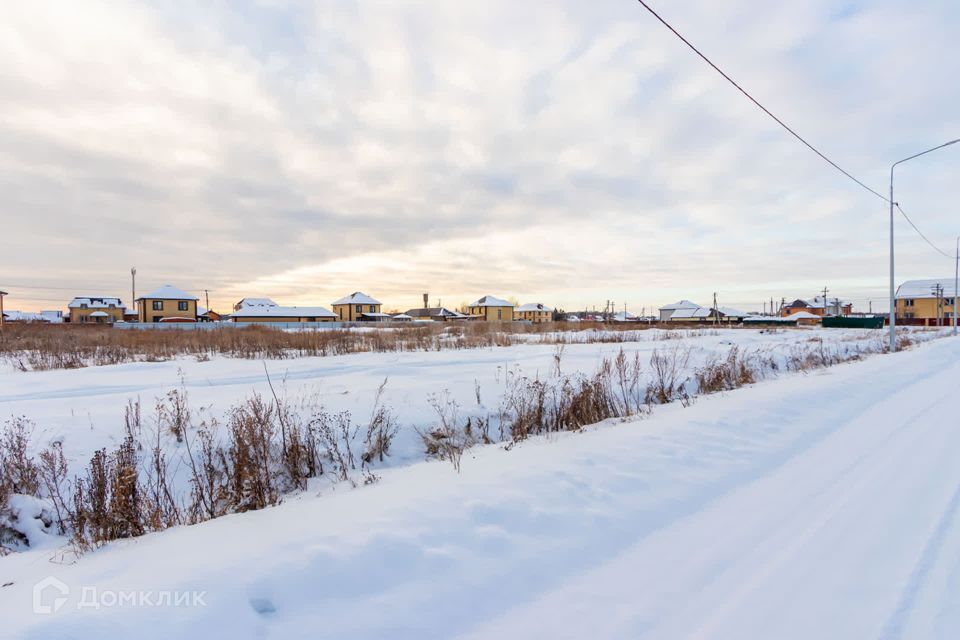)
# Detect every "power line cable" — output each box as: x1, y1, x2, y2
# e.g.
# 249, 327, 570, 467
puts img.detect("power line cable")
895, 203, 953, 259
634, 0, 958, 260
633, 0, 888, 202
